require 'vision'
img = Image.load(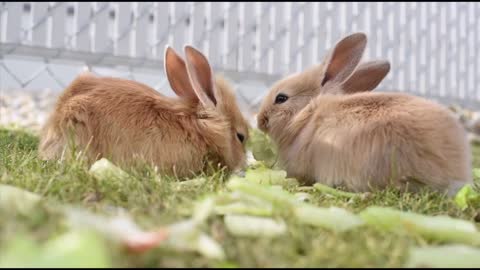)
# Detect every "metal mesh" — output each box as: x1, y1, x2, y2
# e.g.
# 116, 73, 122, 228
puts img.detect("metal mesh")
1, 2, 480, 130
